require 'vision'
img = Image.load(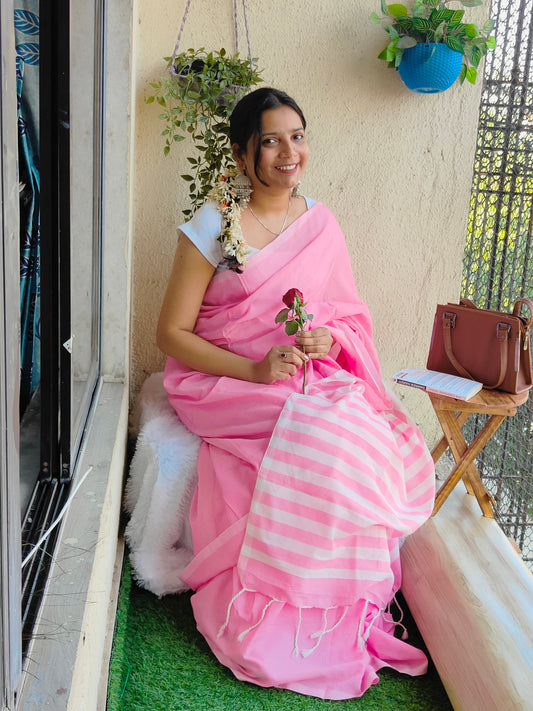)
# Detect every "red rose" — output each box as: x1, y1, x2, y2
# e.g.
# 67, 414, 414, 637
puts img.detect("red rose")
282, 288, 303, 308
